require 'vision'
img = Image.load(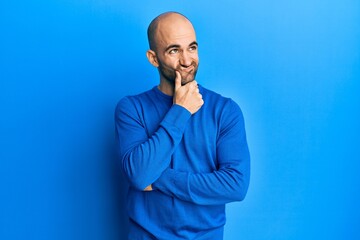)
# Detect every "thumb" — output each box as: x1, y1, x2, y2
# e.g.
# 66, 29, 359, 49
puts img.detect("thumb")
174, 71, 182, 91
